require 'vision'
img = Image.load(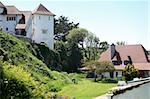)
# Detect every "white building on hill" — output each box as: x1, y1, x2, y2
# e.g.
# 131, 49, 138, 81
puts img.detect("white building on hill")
0, 2, 55, 49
